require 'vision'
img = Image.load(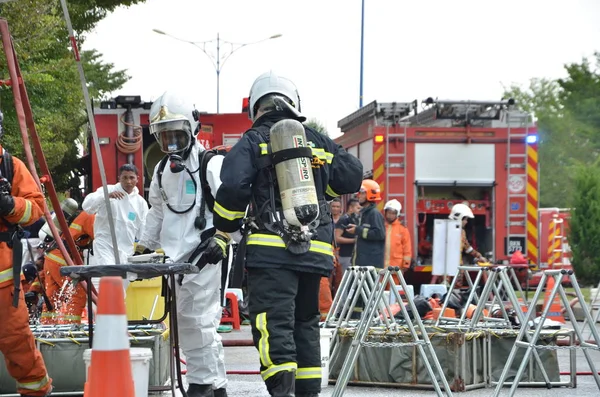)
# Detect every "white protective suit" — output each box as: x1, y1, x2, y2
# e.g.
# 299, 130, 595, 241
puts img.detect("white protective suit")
82, 183, 149, 266
138, 142, 227, 389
